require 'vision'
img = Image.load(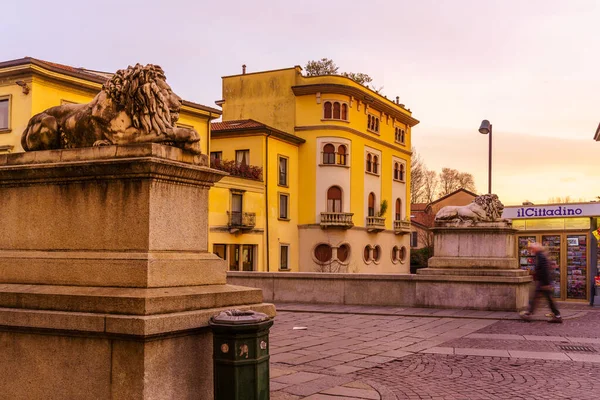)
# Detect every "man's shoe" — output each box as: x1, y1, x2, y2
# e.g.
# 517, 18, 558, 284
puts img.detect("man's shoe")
548, 315, 563, 323
519, 311, 532, 321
